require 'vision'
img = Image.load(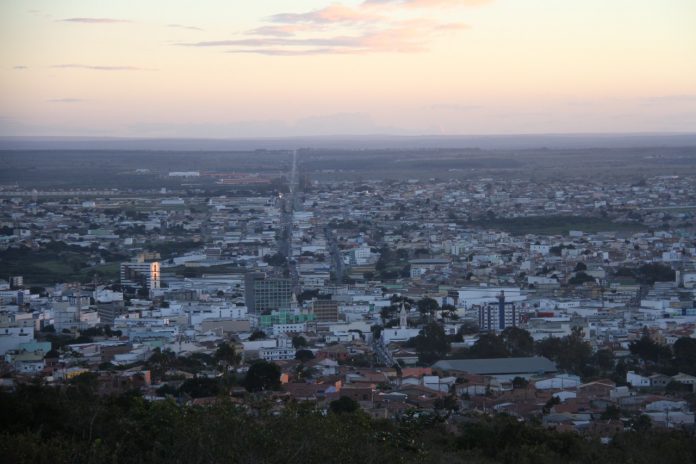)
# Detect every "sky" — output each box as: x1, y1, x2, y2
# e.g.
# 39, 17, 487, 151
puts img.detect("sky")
1, 0, 695, 137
